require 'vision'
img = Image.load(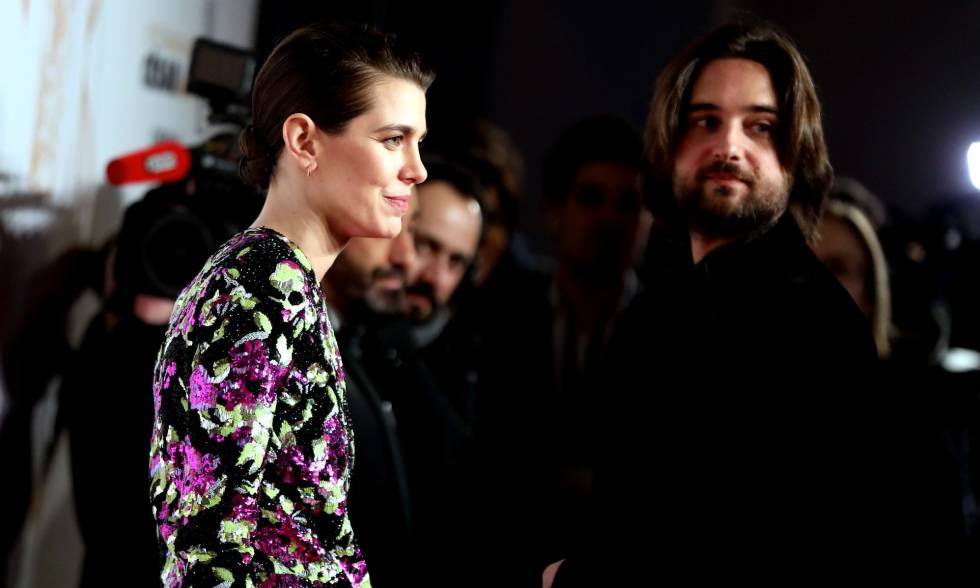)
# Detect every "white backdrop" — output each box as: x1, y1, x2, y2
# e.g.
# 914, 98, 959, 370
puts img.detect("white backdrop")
0, 1, 258, 585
